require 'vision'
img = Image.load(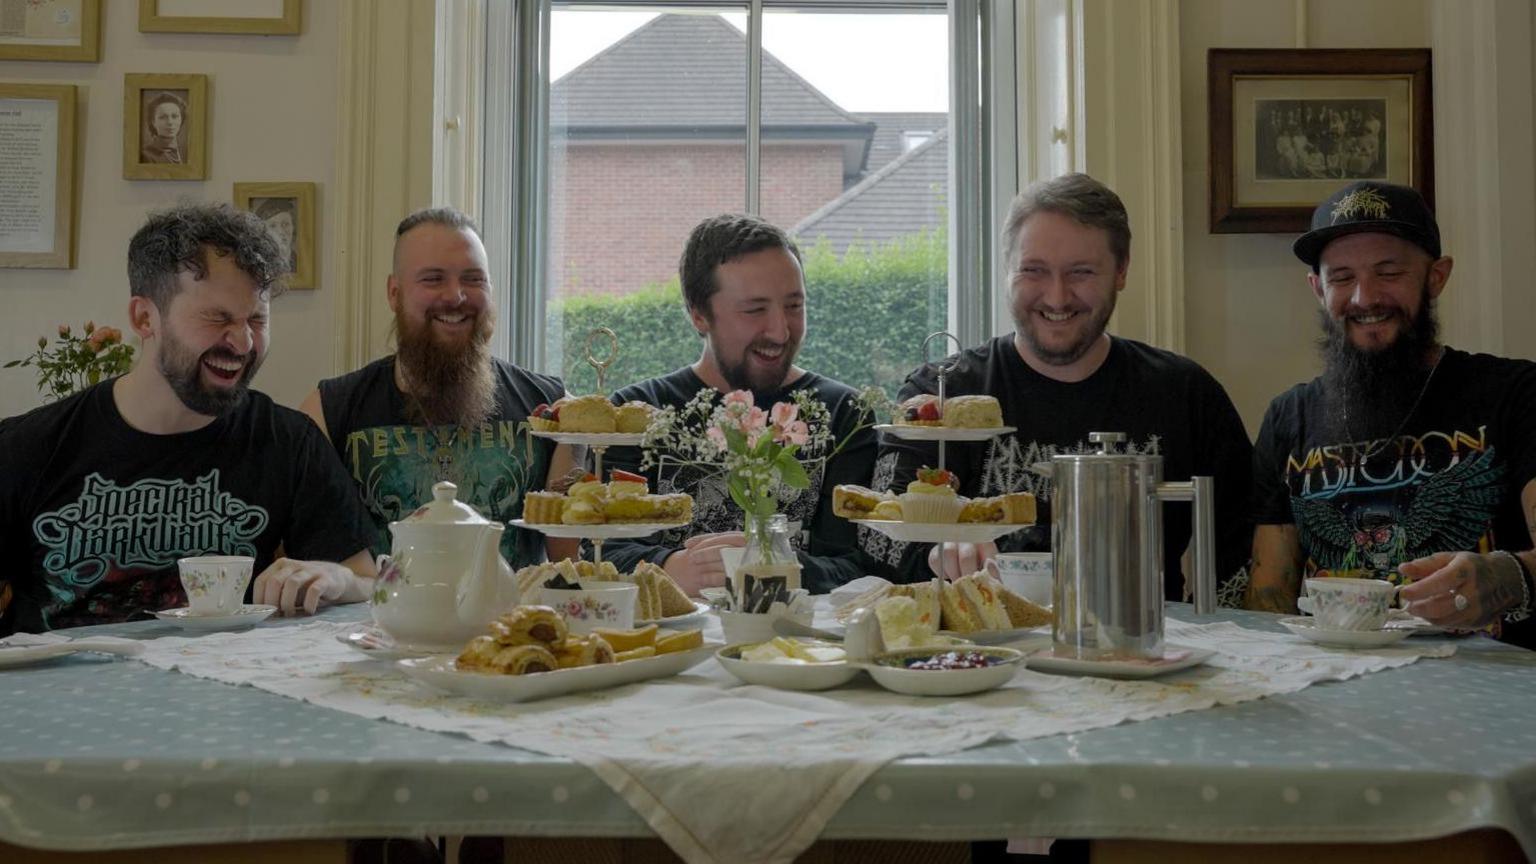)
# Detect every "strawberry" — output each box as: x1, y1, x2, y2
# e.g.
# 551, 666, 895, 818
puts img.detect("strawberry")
610, 469, 646, 484
917, 467, 954, 487
532, 403, 557, 420
580, 472, 596, 483
916, 399, 941, 422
